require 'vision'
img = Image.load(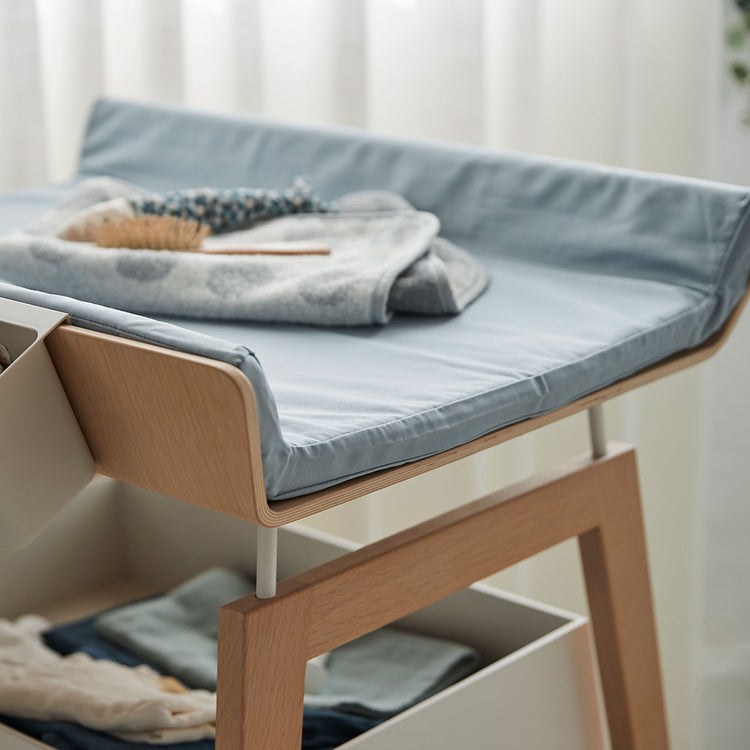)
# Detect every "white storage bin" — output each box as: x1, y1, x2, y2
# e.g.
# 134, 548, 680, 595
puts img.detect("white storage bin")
0, 298, 94, 552
0, 480, 604, 750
